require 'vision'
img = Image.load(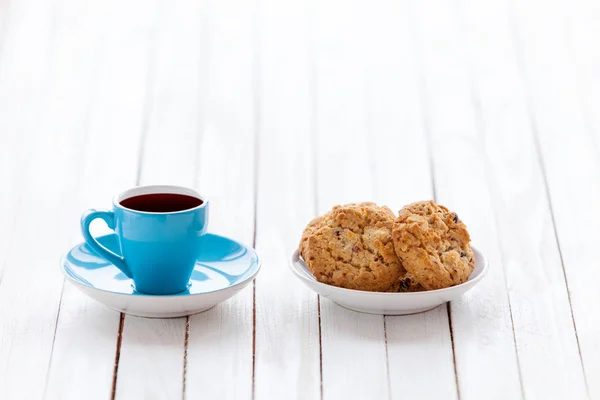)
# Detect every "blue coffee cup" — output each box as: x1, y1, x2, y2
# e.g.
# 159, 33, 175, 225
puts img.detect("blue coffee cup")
80, 185, 209, 295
